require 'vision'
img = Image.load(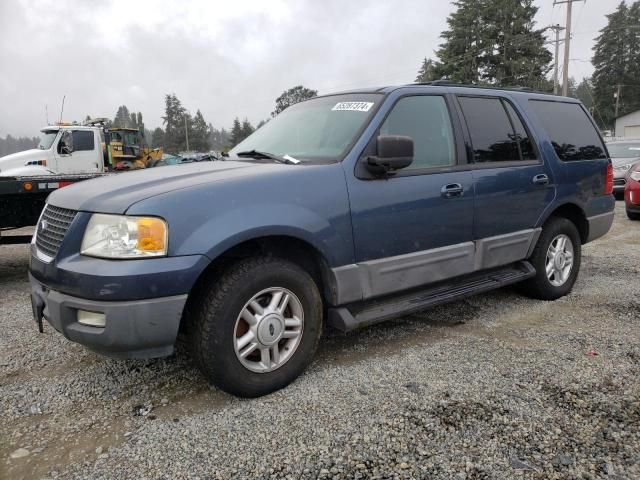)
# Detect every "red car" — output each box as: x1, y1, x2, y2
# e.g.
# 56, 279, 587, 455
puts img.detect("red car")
625, 163, 640, 220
